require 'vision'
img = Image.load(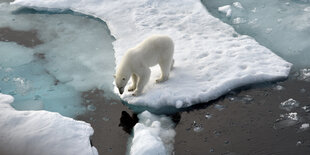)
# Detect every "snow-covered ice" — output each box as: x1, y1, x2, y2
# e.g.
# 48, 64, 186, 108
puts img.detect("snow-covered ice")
12, 0, 291, 109
0, 93, 97, 155
129, 111, 176, 155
